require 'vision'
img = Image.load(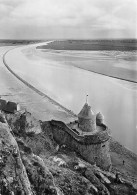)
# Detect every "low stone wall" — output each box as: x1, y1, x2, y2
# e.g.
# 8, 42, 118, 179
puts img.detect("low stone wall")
50, 120, 111, 171
50, 120, 109, 144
